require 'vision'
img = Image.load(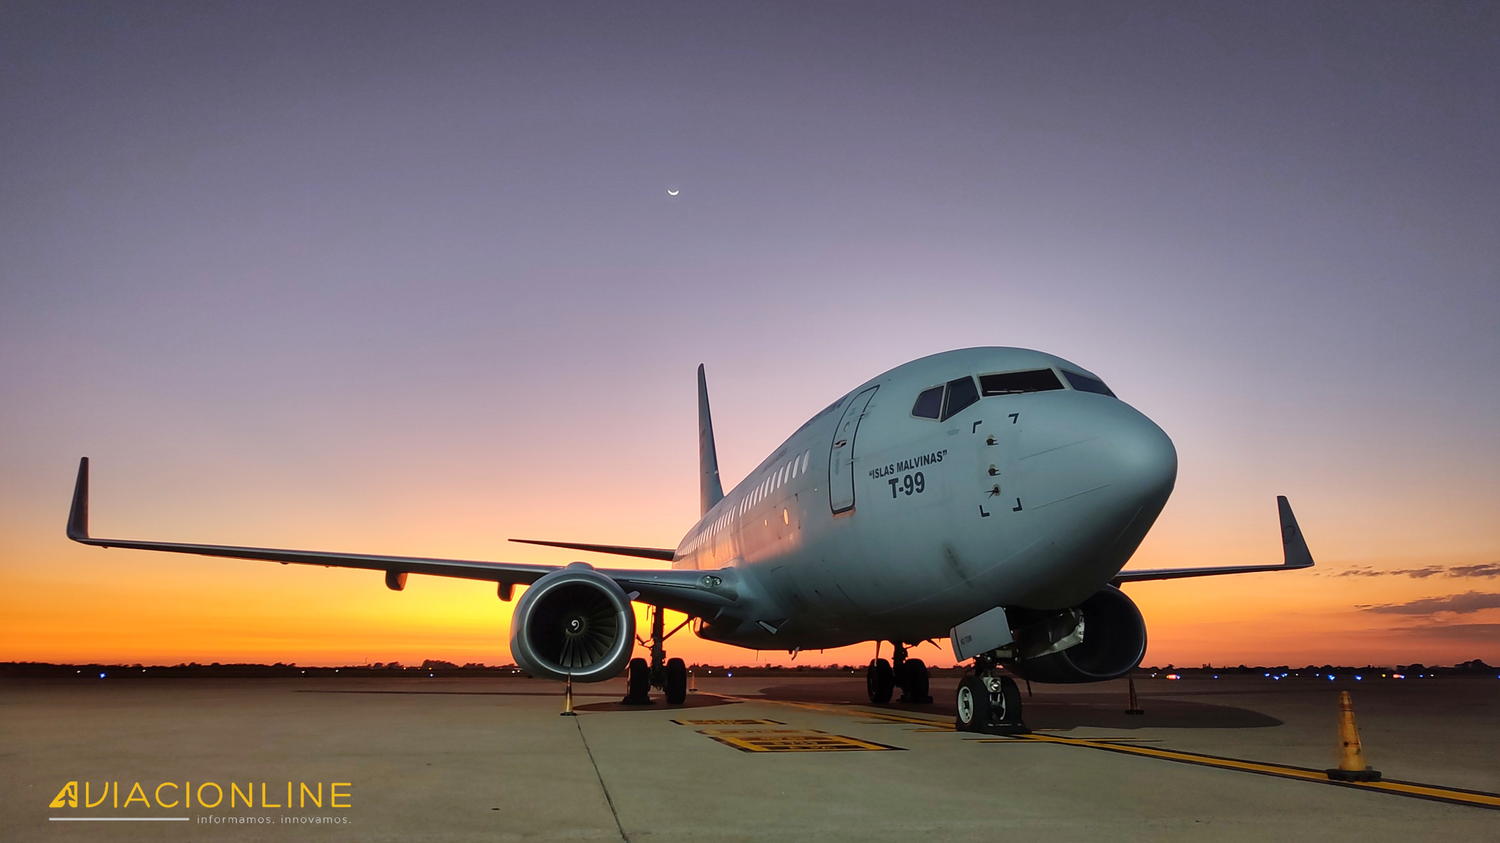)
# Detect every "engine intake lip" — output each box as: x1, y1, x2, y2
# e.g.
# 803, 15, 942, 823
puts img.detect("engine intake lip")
510, 564, 636, 683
